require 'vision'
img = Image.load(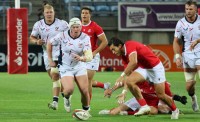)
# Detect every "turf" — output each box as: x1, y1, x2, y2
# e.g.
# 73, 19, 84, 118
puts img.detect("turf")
0, 72, 199, 122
